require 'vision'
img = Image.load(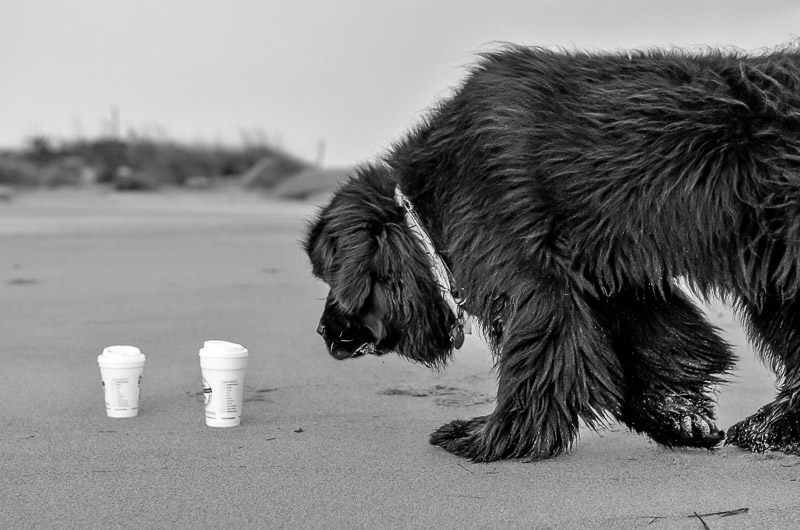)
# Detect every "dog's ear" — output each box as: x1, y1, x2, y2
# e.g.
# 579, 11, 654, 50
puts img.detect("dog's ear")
305, 164, 404, 314
305, 213, 378, 314
329, 224, 378, 313
304, 215, 336, 280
